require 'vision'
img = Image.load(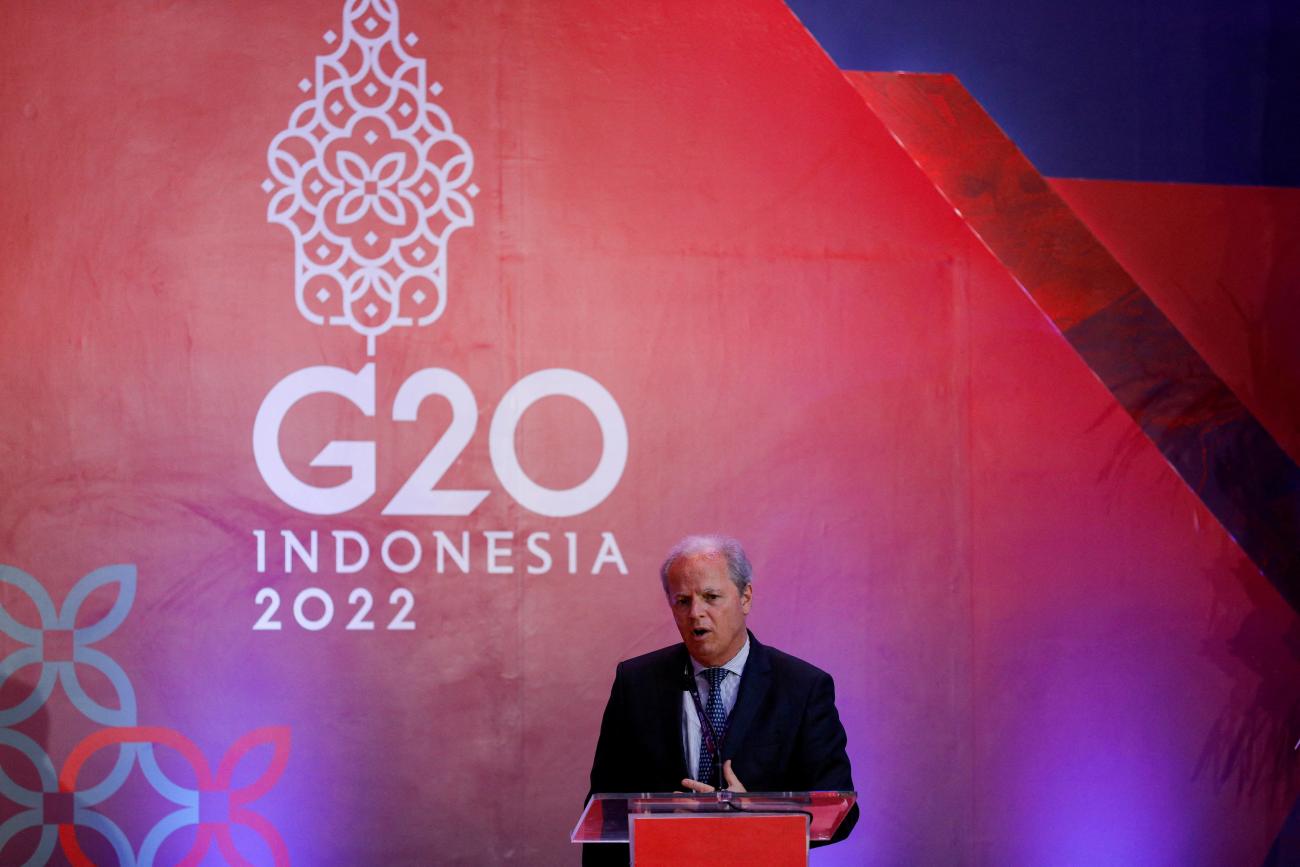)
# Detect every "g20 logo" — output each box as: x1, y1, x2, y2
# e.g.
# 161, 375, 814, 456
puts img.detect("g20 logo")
253, 364, 628, 517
